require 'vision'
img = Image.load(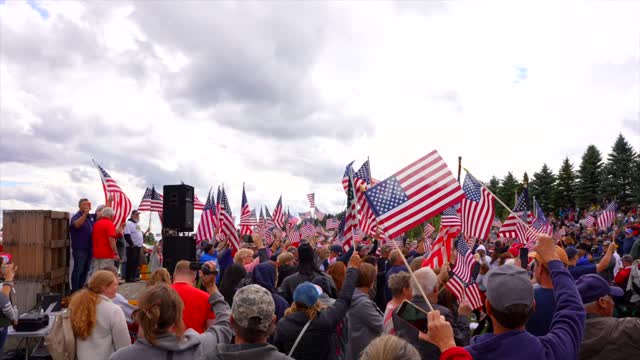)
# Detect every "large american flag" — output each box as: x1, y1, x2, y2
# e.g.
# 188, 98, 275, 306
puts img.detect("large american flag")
239, 185, 254, 236
94, 162, 132, 228
272, 196, 284, 229
307, 193, 315, 208
342, 167, 360, 250
460, 174, 495, 240
446, 236, 483, 310
597, 201, 617, 229
196, 189, 217, 244
219, 187, 240, 251
139, 186, 163, 212
326, 218, 340, 230
498, 189, 533, 239
422, 225, 458, 269
365, 151, 465, 239
441, 205, 462, 228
